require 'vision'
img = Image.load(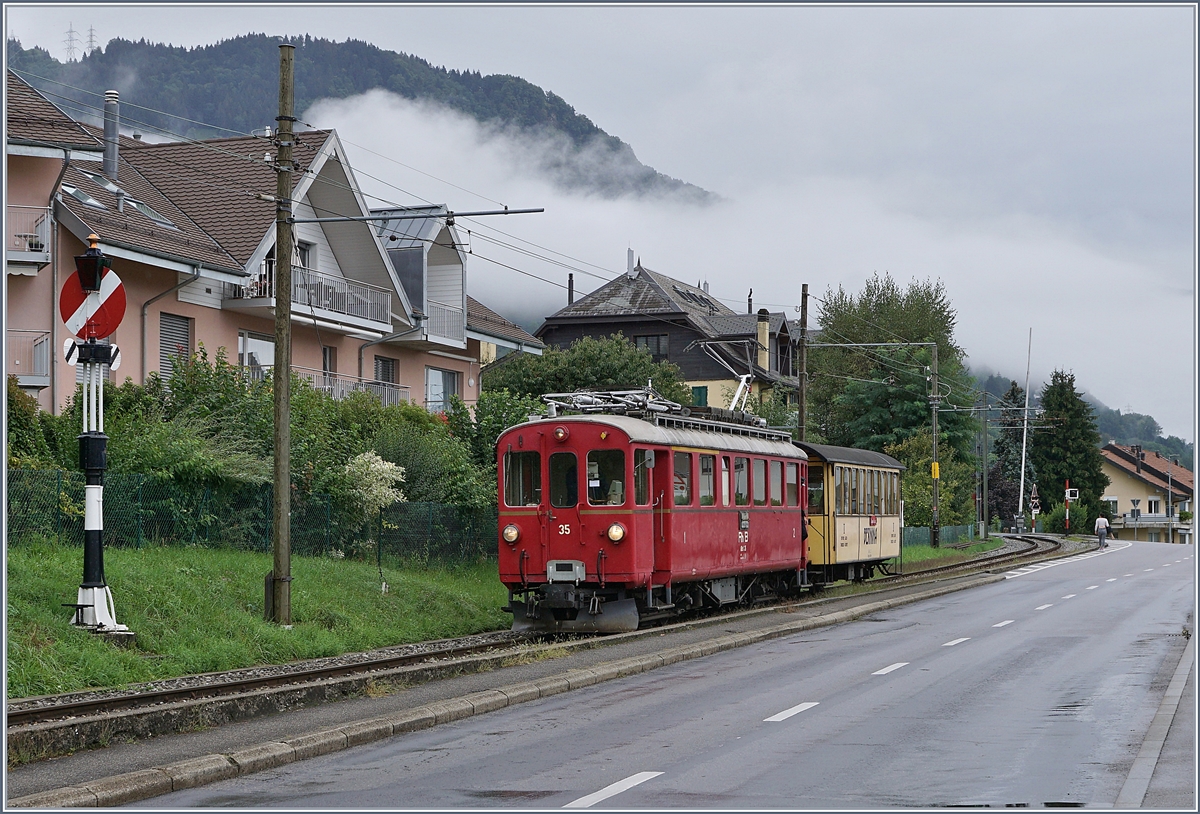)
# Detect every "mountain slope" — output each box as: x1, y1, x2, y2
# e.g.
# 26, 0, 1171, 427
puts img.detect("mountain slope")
7, 34, 714, 202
